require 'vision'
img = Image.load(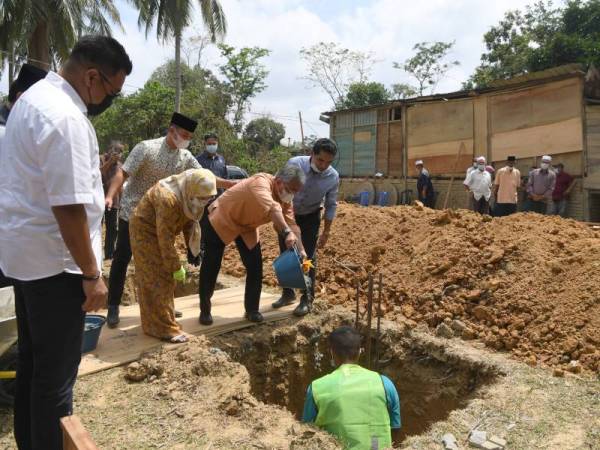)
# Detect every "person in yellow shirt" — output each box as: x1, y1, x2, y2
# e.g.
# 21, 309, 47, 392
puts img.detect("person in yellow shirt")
493, 155, 521, 216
